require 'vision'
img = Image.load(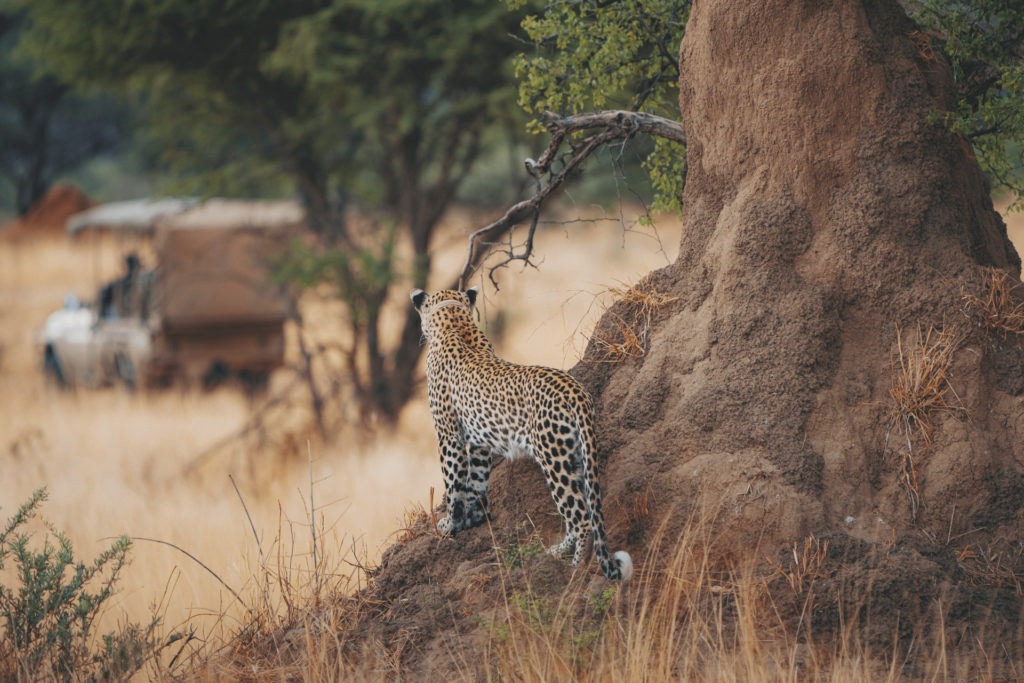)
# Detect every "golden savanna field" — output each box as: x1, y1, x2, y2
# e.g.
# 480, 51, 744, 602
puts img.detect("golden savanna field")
3, 199, 1023, 678
0, 204, 683, 651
